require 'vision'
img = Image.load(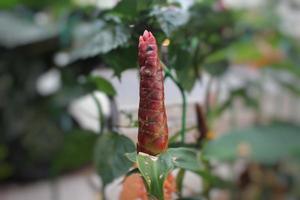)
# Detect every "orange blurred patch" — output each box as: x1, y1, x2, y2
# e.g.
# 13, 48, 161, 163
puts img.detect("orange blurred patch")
120, 173, 176, 200
206, 130, 216, 140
